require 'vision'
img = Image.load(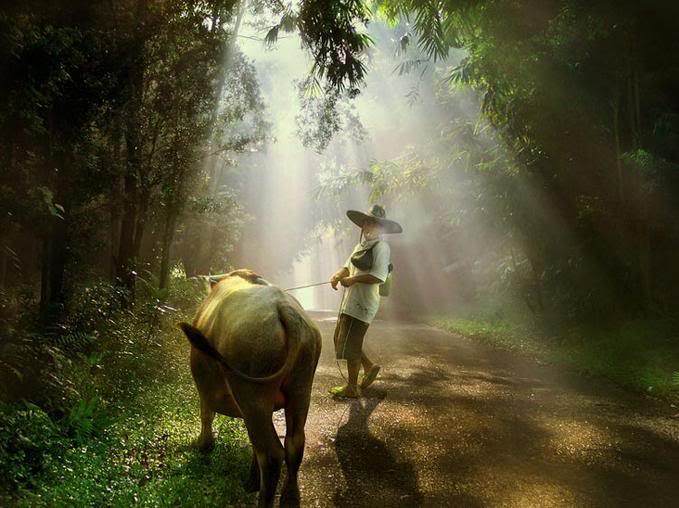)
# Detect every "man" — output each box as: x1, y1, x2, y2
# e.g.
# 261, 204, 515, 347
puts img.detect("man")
328, 204, 403, 398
